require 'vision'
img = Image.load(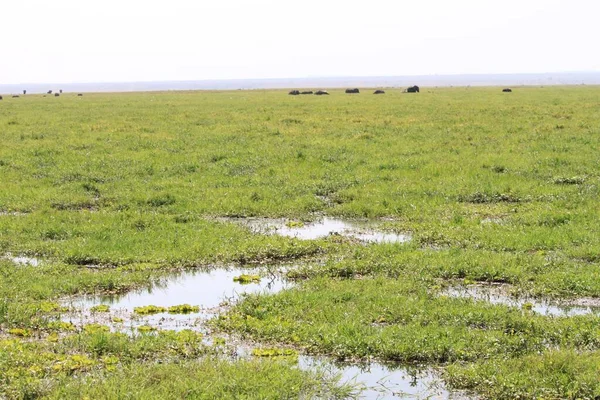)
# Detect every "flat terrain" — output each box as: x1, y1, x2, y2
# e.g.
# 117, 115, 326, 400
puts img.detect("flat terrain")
1, 87, 600, 399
